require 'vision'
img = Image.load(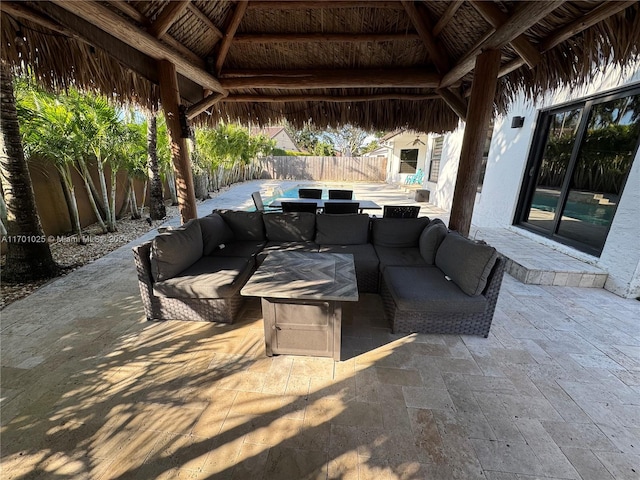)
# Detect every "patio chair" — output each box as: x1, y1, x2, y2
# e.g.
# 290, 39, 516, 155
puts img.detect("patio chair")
251, 191, 281, 212
281, 201, 318, 213
328, 189, 353, 199
298, 188, 322, 199
383, 205, 420, 218
404, 168, 424, 185
323, 201, 360, 214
